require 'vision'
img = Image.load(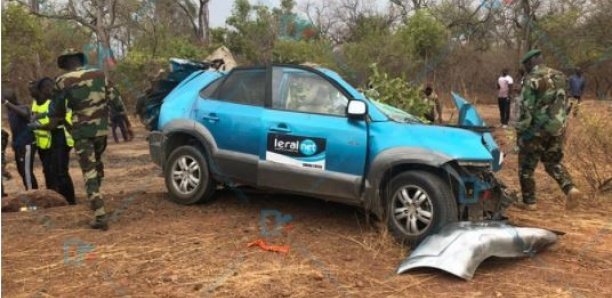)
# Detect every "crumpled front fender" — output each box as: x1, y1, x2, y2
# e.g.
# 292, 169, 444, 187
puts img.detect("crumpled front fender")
396, 221, 559, 280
